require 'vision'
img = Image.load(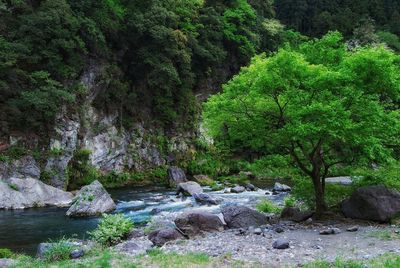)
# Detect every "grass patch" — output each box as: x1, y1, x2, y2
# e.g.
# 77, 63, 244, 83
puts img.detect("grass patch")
305, 254, 400, 268
135, 249, 211, 268
0, 248, 14, 258
366, 230, 400, 241
256, 198, 281, 214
